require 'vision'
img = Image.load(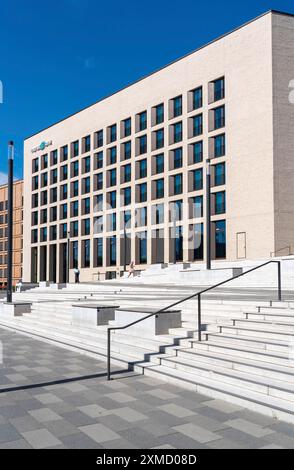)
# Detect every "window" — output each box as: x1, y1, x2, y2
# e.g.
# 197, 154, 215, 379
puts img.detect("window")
139, 159, 147, 178
51, 206, 58, 223
41, 154, 48, 170
109, 124, 117, 143
109, 191, 116, 209
32, 211, 38, 226
214, 134, 226, 157
124, 210, 132, 228
124, 187, 131, 206
174, 226, 183, 261
155, 154, 164, 174
82, 239, 91, 268
139, 232, 147, 264
94, 238, 103, 267
72, 241, 79, 269
155, 129, 164, 149
50, 188, 57, 203
83, 218, 91, 236
71, 200, 79, 218
109, 169, 116, 187
60, 223, 67, 239
83, 177, 90, 194
137, 207, 147, 227
174, 174, 183, 195
94, 194, 103, 212
155, 103, 164, 125
155, 179, 164, 199
72, 160, 79, 178
72, 140, 79, 158
41, 208, 48, 224
123, 164, 131, 183
40, 227, 47, 242
32, 158, 39, 173
139, 183, 147, 202
60, 184, 68, 200
95, 129, 103, 148
154, 203, 164, 224
61, 145, 68, 161
109, 236, 117, 266
60, 165, 68, 181
50, 226, 57, 241
192, 141, 203, 164
108, 213, 117, 232
32, 193, 38, 209
214, 106, 225, 129
109, 147, 117, 165
32, 175, 39, 191
193, 169, 203, 191
50, 168, 57, 185
172, 96, 182, 118
123, 118, 131, 137
60, 203, 67, 219
72, 180, 79, 197
215, 220, 226, 258
41, 191, 47, 206
51, 150, 58, 165
83, 135, 91, 153
83, 156, 91, 173
94, 215, 103, 234
96, 173, 103, 190
192, 223, 203, 260
83, 197, 91, 215
41, 172, 48, 187
138, 135, 147, 155
123, 141, 131, 160
31, 229, 38, 243
95, 151, 103, 169
170, 199, 183, 221
71, 220, 79, 237
214, 77, 225, 101
173, 148, 182, 169
192, 87, 202, 110
173, 122, 182, 143
215, 191, 226, 214
214, 163, 225, 186
193, 114, 203, 136
139, 111, 147, 131
190, 196, 203, 218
